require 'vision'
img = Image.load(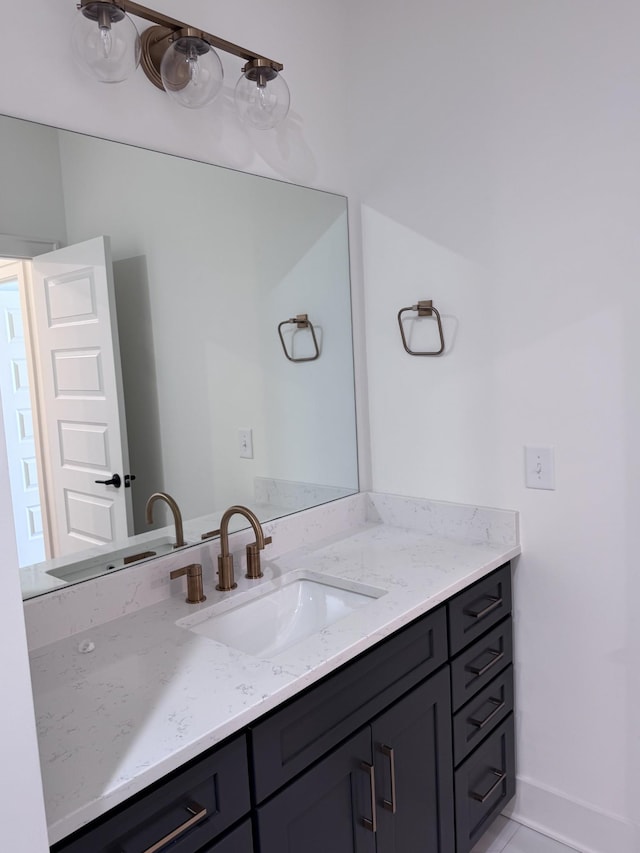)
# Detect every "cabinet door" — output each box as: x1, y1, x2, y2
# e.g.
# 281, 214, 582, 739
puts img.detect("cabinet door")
372, 667, 455, 853
257, 728, 376, 853
200, 819, 253, 852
